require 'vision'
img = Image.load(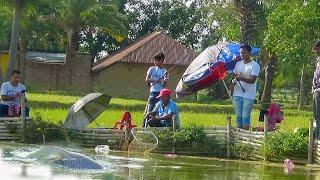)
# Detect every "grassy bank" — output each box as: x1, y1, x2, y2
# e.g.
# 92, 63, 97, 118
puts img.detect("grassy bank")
27, 92, 312, 132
